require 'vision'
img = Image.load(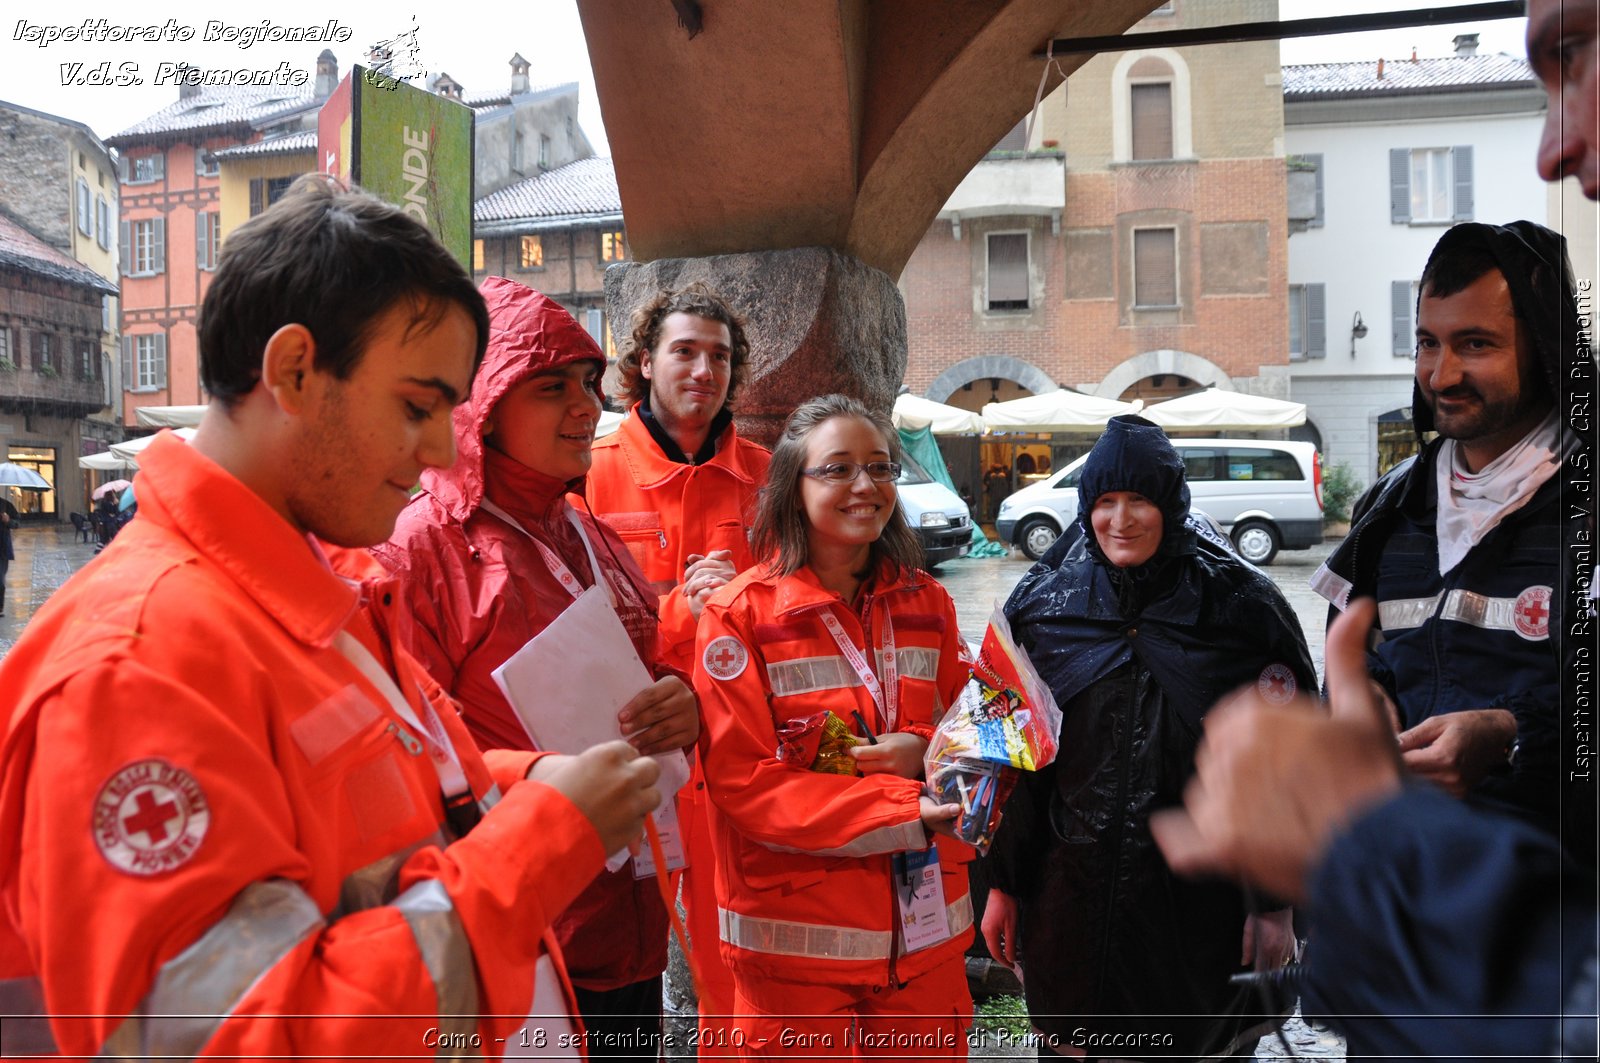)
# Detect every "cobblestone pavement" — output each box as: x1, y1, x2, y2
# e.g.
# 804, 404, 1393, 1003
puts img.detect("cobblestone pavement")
3, 525, 1349, 1059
